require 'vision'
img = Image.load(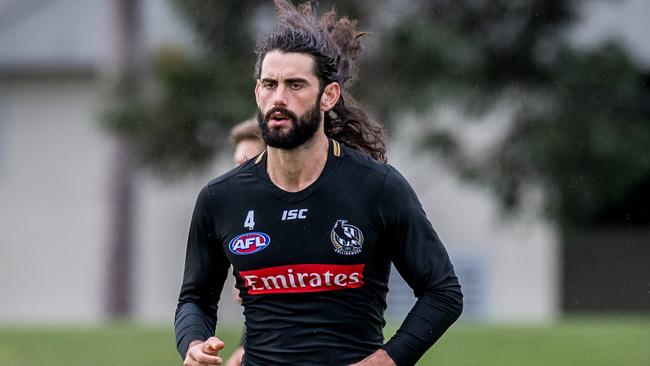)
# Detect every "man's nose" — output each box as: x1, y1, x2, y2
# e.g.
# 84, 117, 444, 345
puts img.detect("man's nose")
272, 85, 288, 107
